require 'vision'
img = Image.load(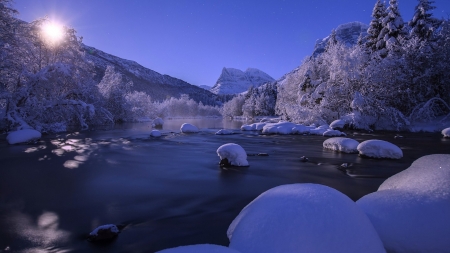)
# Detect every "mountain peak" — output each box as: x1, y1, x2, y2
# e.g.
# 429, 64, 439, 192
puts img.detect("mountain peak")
210, 67, 275, 95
